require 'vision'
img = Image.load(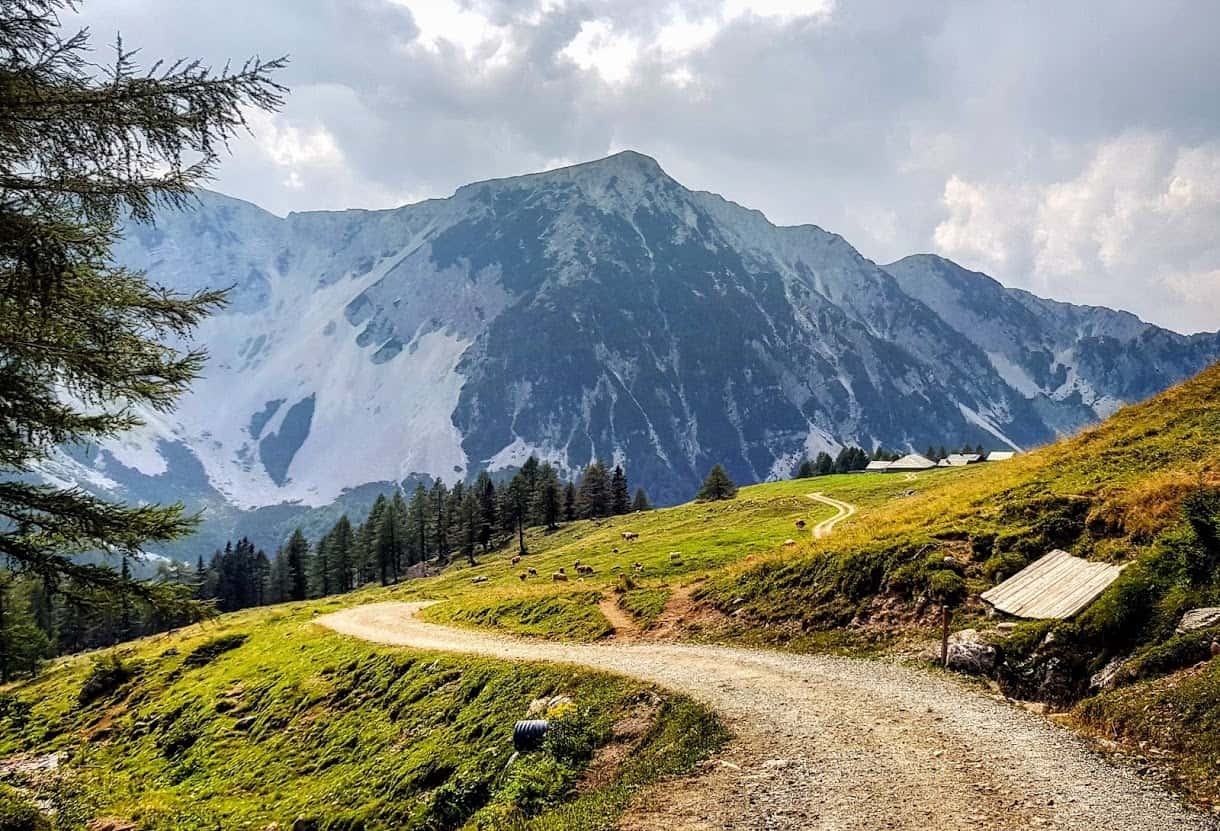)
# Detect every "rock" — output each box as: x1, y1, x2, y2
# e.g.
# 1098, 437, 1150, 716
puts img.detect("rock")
996, 622, 1017, 634
1176, 607, 1220, 633
946, 630, 999, 675
1089, 656, 1128, 691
